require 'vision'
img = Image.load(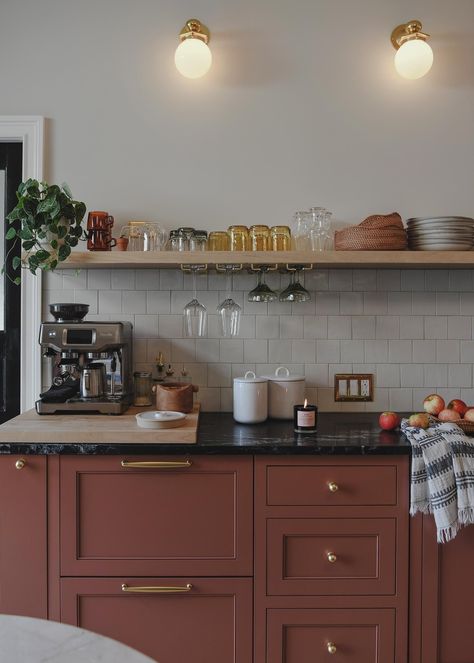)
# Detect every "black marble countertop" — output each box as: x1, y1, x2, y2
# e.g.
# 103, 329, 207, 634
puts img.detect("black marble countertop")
0, 412, 410, 455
